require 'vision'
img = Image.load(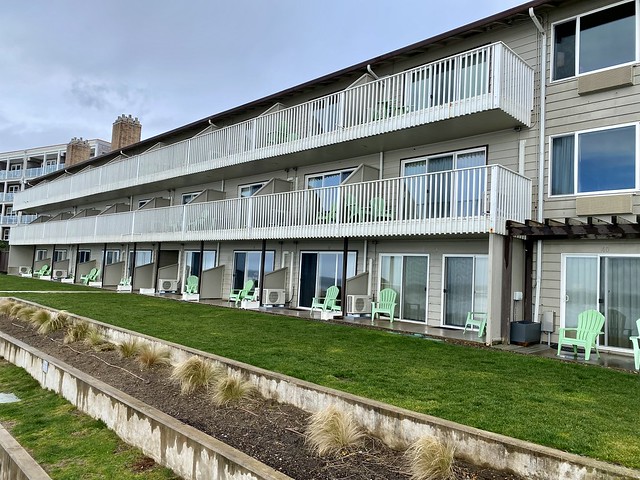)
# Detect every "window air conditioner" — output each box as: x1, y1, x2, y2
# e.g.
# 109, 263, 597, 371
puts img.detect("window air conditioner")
18, 266, 31, 274
158, 279, 179, 292
346, 295, 372, 314
263, 288, 286, 306
53, 269, 67, 279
